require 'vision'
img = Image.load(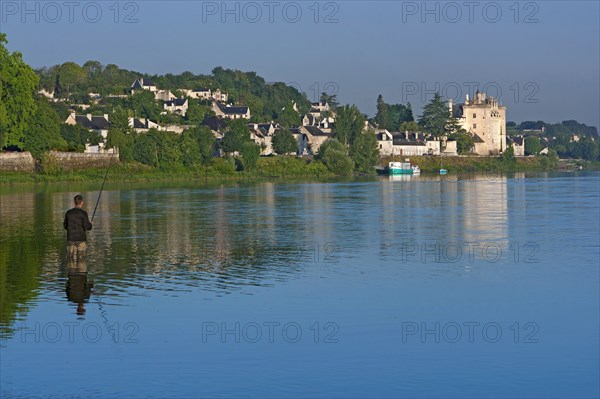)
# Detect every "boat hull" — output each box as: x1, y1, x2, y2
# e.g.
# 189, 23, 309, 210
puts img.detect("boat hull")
387, 161, 420, 176
389, 168, 414, 175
